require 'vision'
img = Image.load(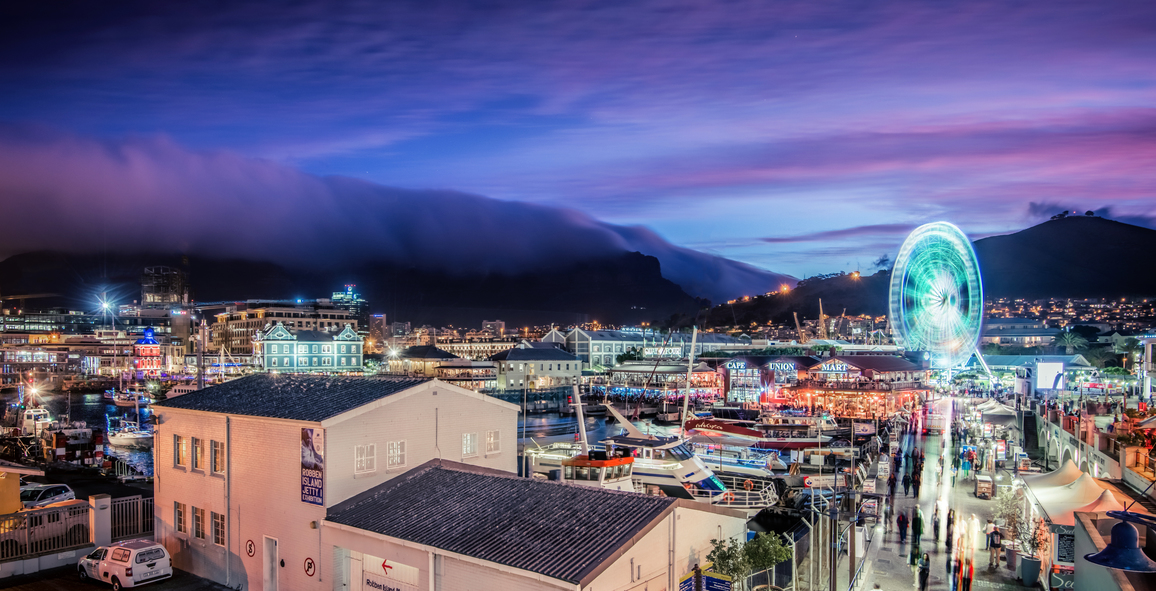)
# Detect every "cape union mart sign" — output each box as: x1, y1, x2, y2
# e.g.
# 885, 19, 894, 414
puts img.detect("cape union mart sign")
817, 361, 850, 373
